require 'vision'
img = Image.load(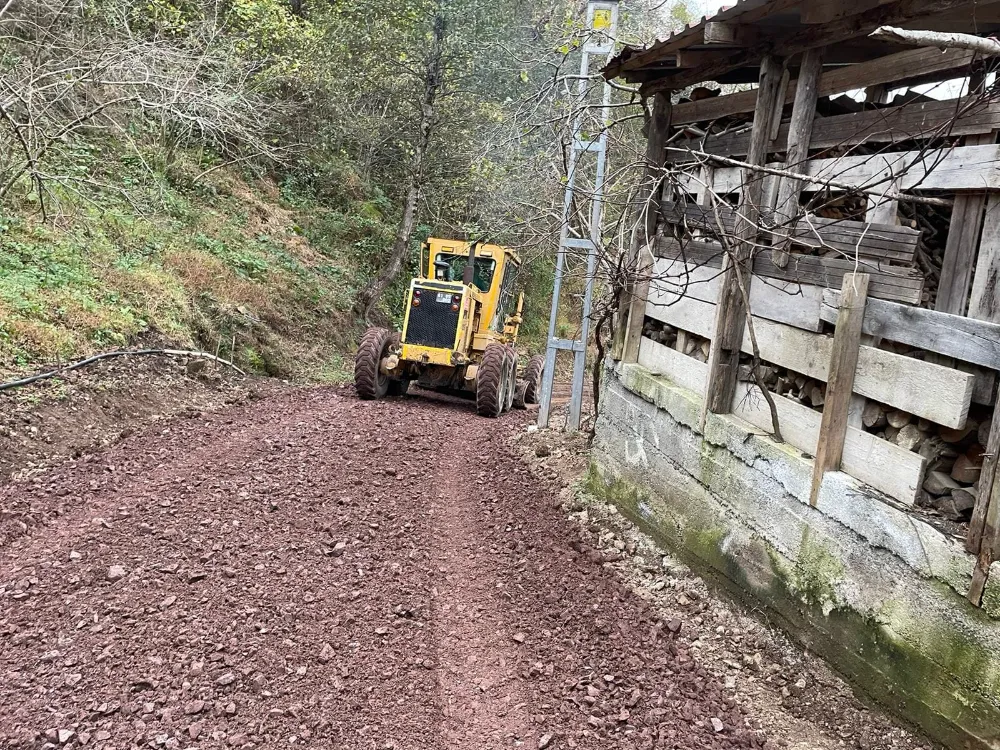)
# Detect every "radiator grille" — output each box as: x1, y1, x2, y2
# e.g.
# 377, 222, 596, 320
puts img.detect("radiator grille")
404, 292, 460, 349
